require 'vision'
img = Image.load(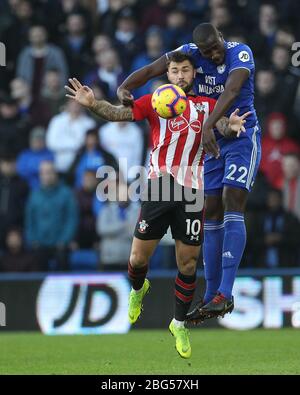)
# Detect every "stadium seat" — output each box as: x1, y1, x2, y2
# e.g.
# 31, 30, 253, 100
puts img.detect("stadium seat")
69, 249, 98, 271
